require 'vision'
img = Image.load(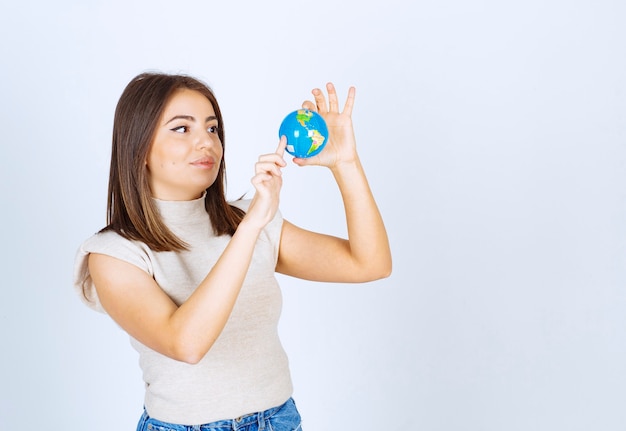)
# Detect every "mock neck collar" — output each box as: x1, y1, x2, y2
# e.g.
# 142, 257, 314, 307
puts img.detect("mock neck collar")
152, 192, 208, 225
